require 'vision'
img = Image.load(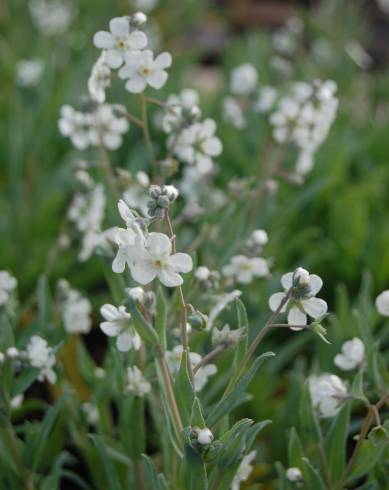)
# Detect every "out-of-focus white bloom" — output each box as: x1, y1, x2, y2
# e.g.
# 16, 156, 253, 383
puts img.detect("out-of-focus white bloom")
122, 171, 150, 216
126, 366, 151, 397
0, 271, 17, 306
82, 402, 99, 425
16, 59, 44, 87
254, 86, 277, 113
126, 286, 145, 302
163, 185, 179, 201
93, 17, 148, 69
271, 55, 292, 77
376, 290, 389, 316
172, 118, 222, 174
195, 266, 211, 281
334, 338, 365, 371
60, 282, 92, 334
127, 232, 193, 287
29, 0, 76, 36
212, 324, 244, 347
222, 97, 246, 129
286, 467, 303, 482
231, 451, 256, 490
308, 373, 348, 418
230, 63, 258, 96
89, 104, 129, 150
6, 347, 19, 359
165, 345, 217, 392
58, 105, 90, 150
223, 255, 269, 284
162, 88, 200, 133
94, 367, 106, 379
26, 336, 56, 383
10, 394, 24, 409
88, 52, 111, 103
251, 229, 268, 246
134, 0, 158, 12
100, 304, 141, 352
269, 267, 327, 329
195, 427, 213, 445
119, 50, 172, 93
